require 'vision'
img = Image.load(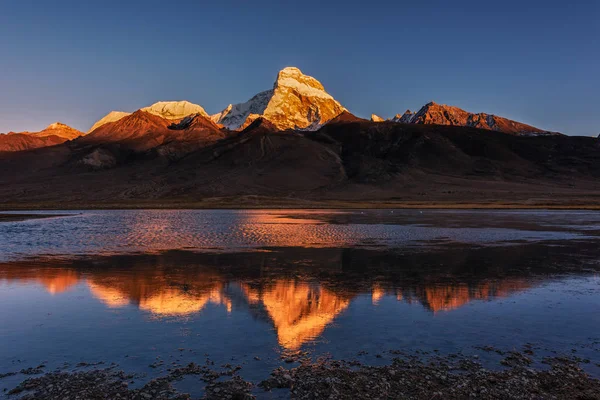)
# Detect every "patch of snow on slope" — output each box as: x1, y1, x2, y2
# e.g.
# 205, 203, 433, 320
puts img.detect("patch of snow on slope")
89, 111, 132, 133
